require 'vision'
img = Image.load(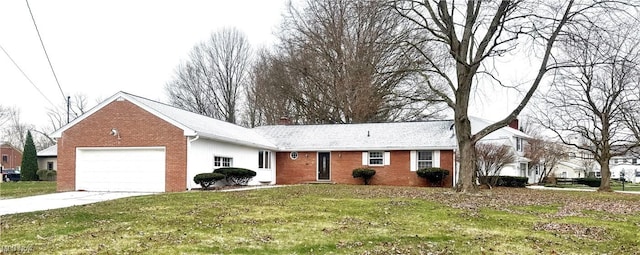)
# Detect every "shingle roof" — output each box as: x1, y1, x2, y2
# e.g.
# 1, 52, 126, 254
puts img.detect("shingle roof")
51, 92, 278, 150
253, 121, 457, 151
470, 116, 531, 139
126, 93, 278, 149
37, 145, 57, 157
